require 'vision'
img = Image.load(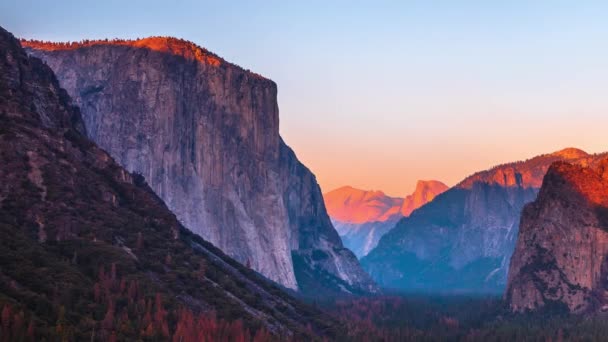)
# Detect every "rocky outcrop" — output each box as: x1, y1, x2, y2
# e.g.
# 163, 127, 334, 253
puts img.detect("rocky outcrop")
324, 181, 447, 258
506, 158, 608, 313
362, 149, 607, 293
400, 180, 448, 217
23, 38, 376, 294
0, 26, 345, 339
